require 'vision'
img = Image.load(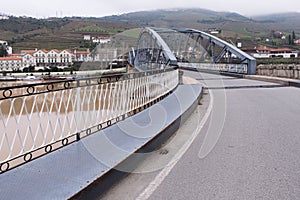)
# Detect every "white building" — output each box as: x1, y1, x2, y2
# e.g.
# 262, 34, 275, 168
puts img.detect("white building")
92, 37, 111, 44
0, 47, 122, 72
33, 49, 48, 67
0, 57, 22, 71
59, 50, 73, 66
22, 53, 36, 68
73, 49, 91, 62
47, 49, 60, 66
252, 46, 298, 58
83, 35, 91, 41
